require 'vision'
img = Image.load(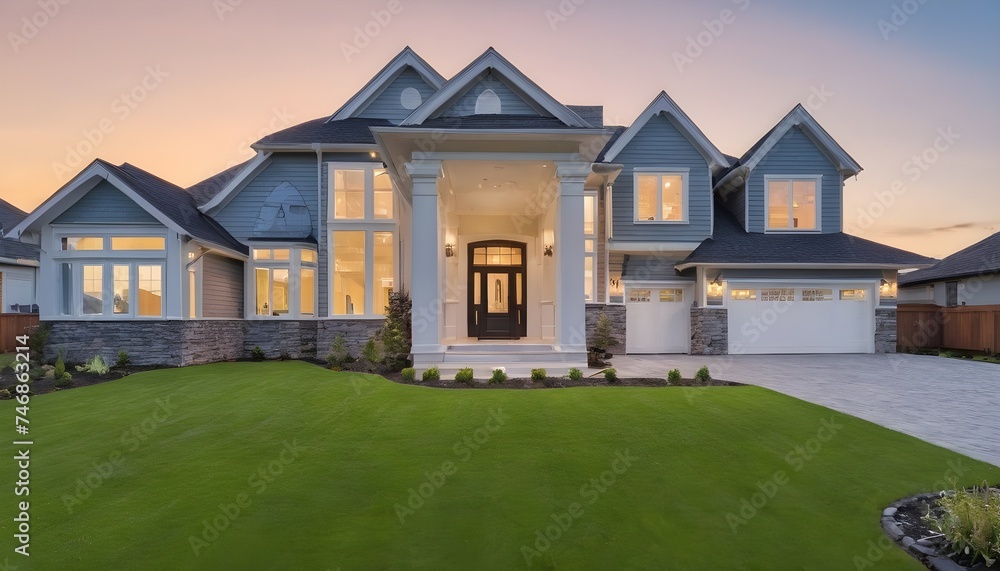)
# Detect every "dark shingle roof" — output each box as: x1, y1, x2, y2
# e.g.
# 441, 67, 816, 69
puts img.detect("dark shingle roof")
0, 237, 39, 262
0, 198, 27, 236
98, 160, 247, 254
898, 231, 1000, 286
407, 115, 589, 130
256, 117, 392, 146
596, 126, 626, 163
622, 254, 688, 281
567, 105, 602, 128
187, 159, 253, 207
679, 203, 937, 268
